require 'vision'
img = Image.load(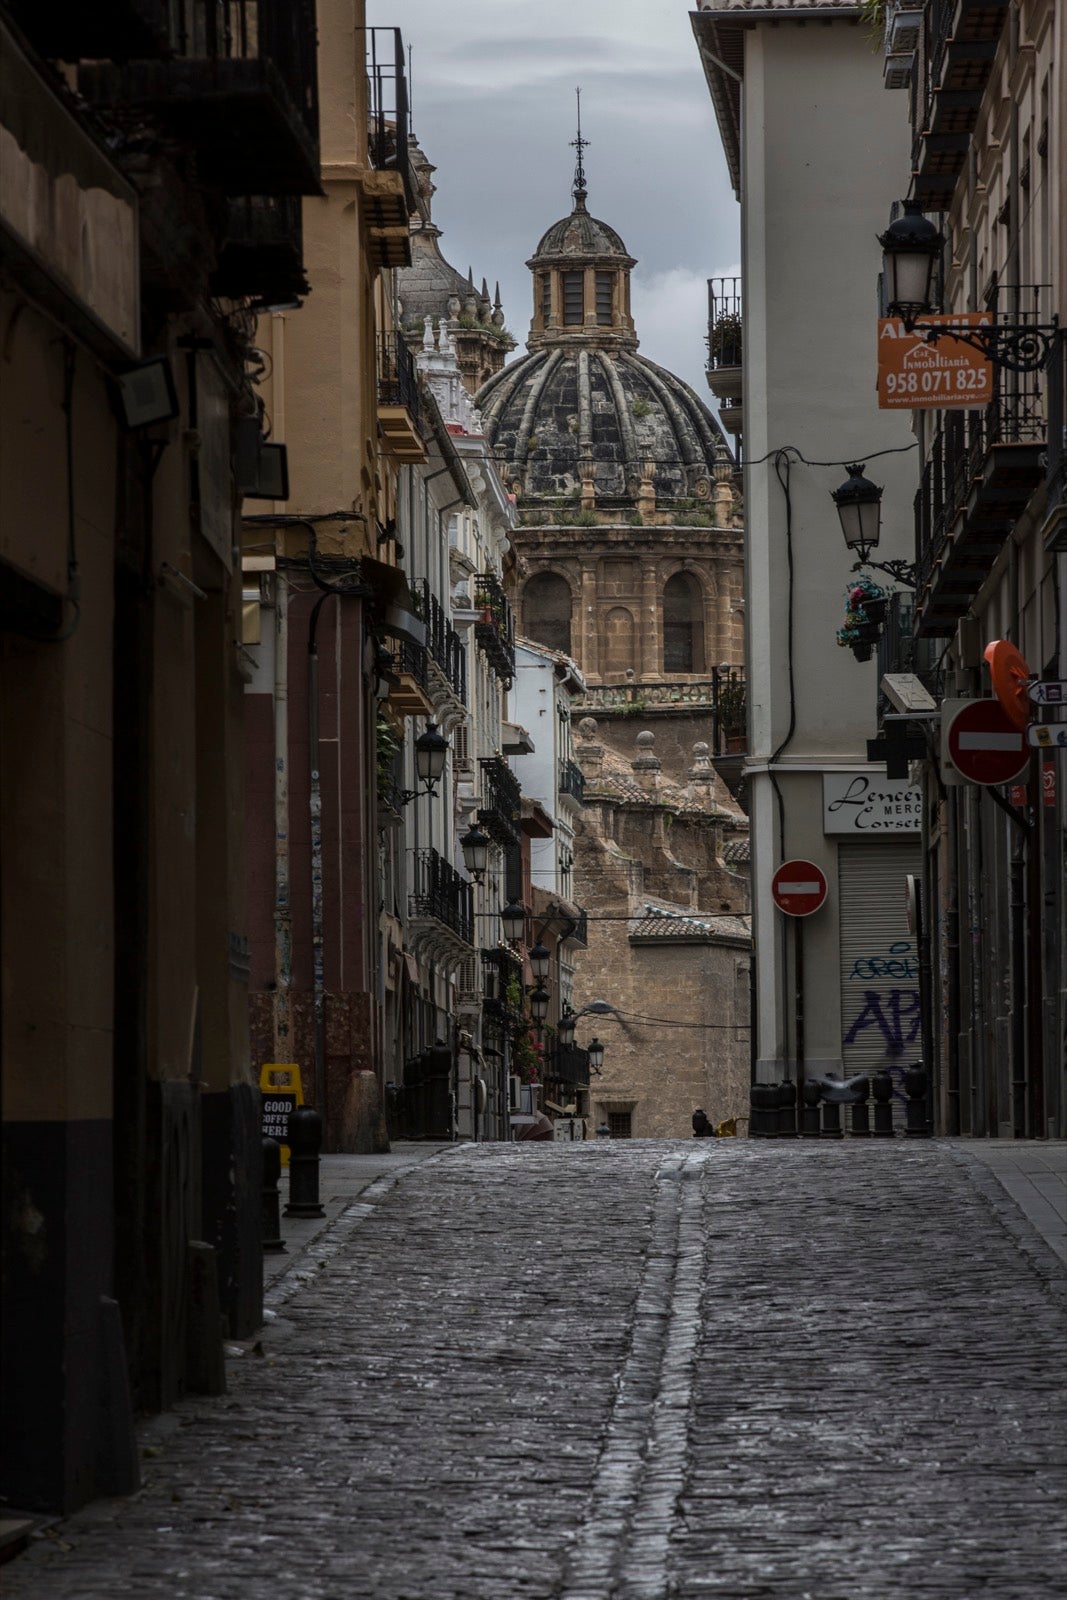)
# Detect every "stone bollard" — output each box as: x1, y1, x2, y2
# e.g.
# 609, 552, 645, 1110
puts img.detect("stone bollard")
777, 1079, 798, 1137
261, 1137, 286, 1253
285, 1105, 325, 1217
800, 1080, 822, 1138
849, 1076, 871, 1137
904, 1064, 931, 1137
871, 1071, 895, 1137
